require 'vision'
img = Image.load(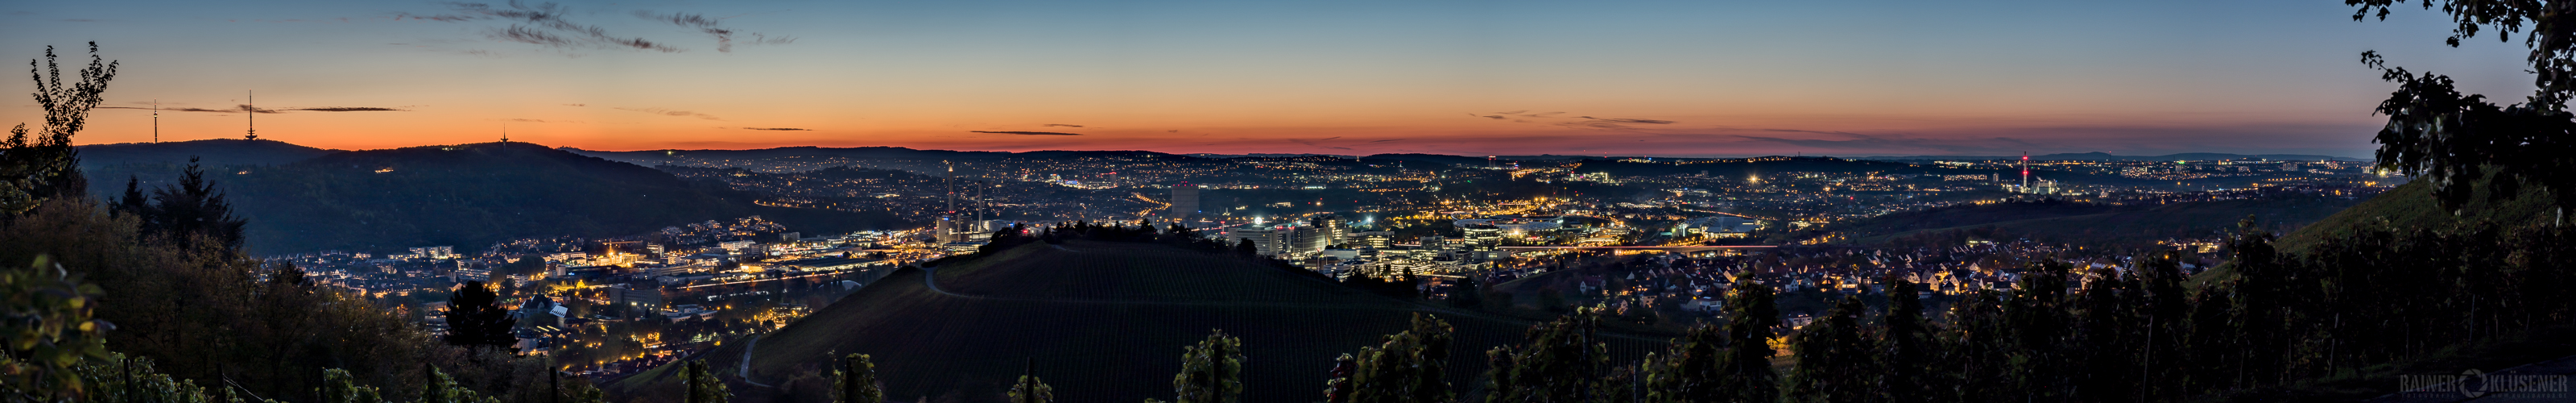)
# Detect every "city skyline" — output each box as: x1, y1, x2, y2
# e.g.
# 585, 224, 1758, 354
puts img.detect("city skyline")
1, 0, 2538, 157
